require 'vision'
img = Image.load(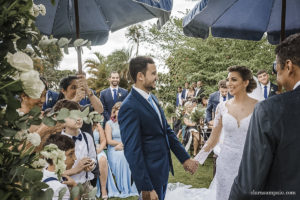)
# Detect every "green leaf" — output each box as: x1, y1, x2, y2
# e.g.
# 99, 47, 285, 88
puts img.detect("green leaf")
24, 168, 43, 182
42, 117, 57, 127
56, 108, 70, 121
2, 128, 17, 137
16, 38, 28, 50
70, 185, 80, 199
88, 187, 97, 199
69, 110, 82, 120
81, 106, 89, 117
28, 106, 41, 116
31, 188, 54, 200
63, 46, 69, 54
58, 187, 67, 200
